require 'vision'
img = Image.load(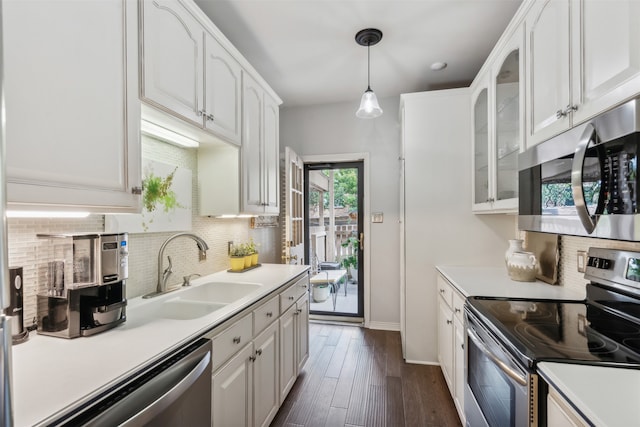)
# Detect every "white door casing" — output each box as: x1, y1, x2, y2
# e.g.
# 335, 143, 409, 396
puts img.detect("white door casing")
282, 146, 305, 265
